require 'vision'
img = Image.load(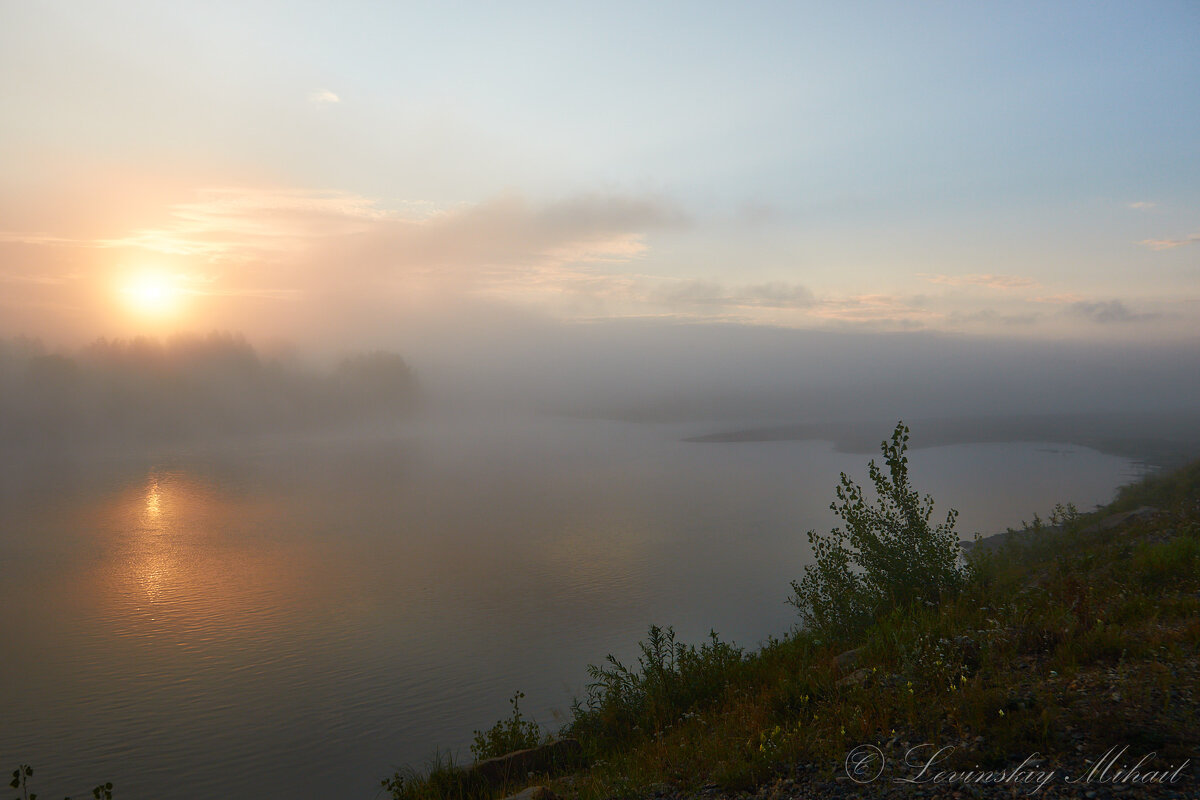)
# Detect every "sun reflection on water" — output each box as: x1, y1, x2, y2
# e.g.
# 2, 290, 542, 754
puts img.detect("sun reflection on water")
93, 466, 342, 639
144, 477, 163, 523
133, 471, 180, 602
